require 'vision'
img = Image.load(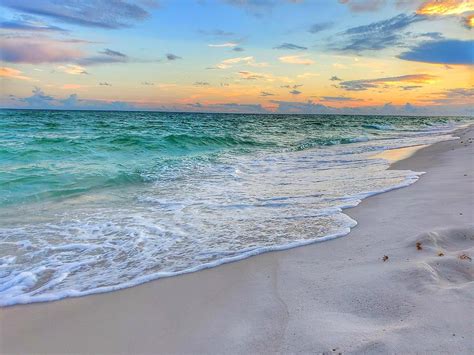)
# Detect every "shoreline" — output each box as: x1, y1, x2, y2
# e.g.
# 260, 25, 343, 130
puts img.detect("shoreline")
1, 125, 473, 354
0, 128, 460, 307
